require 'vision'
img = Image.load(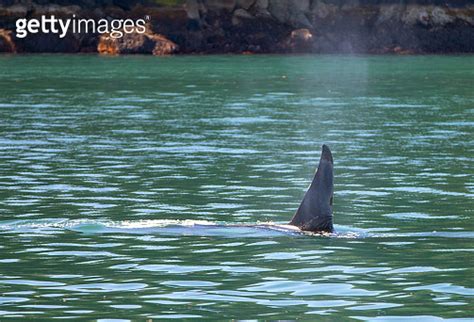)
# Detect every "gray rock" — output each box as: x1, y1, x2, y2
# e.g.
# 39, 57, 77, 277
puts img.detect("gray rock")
254, 0, 268, 10
252, 0, 271, 18
311, 1, 337, 19
234, 8, 254, 19
402, 5, 430, 26
268, 0, 288, 23
205, 0, 236, 11
431, 7, 455, 26
3, 4, 29, 17
268, 0, 312, 28
376, 5, 403, 25
293, 0, 310, 12
232, 8, 254, 25
185, 0, 200, 20
237, 0, 255, 10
